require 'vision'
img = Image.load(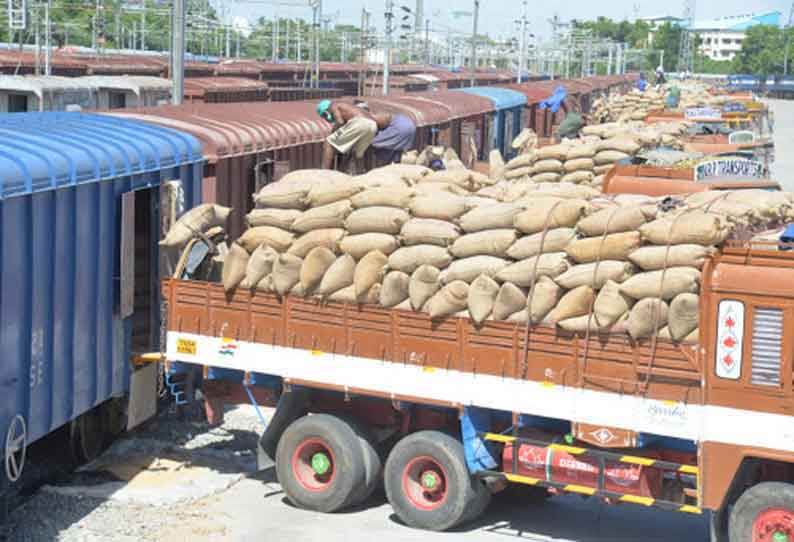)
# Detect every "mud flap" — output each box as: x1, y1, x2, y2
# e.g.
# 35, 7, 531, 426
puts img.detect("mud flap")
127, 363, 158, 431
460, 406, 502, 474
256, 387, 311, 470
